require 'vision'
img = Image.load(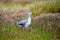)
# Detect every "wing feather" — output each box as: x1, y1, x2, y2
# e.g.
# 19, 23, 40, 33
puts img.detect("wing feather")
16, 20, 28, 26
